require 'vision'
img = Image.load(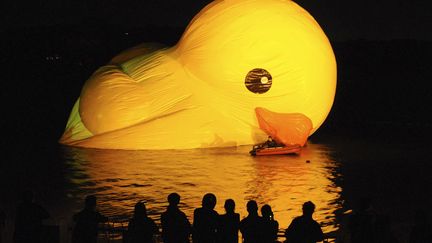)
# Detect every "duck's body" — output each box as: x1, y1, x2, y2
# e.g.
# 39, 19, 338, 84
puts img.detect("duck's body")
60, 0, 337, 150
